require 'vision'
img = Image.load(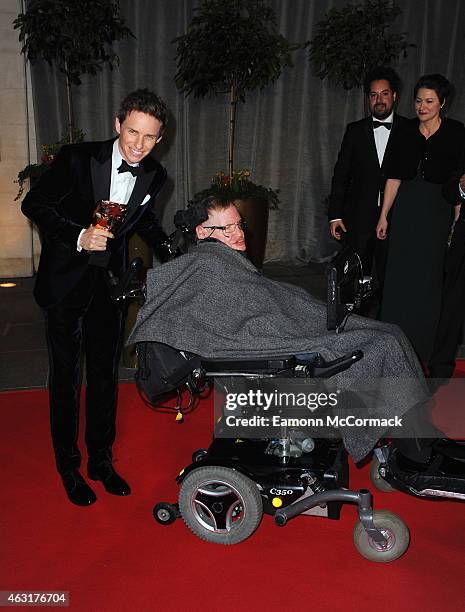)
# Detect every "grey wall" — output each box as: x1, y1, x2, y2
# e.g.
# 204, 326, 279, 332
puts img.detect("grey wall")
0, 0, 38, 277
